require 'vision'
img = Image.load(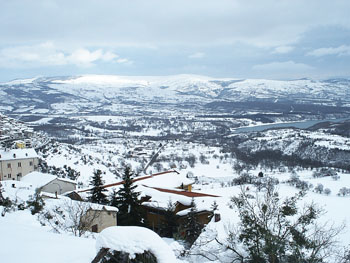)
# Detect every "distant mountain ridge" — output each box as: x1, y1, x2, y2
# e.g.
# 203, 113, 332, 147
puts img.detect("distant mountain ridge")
1, 75, 350, 116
